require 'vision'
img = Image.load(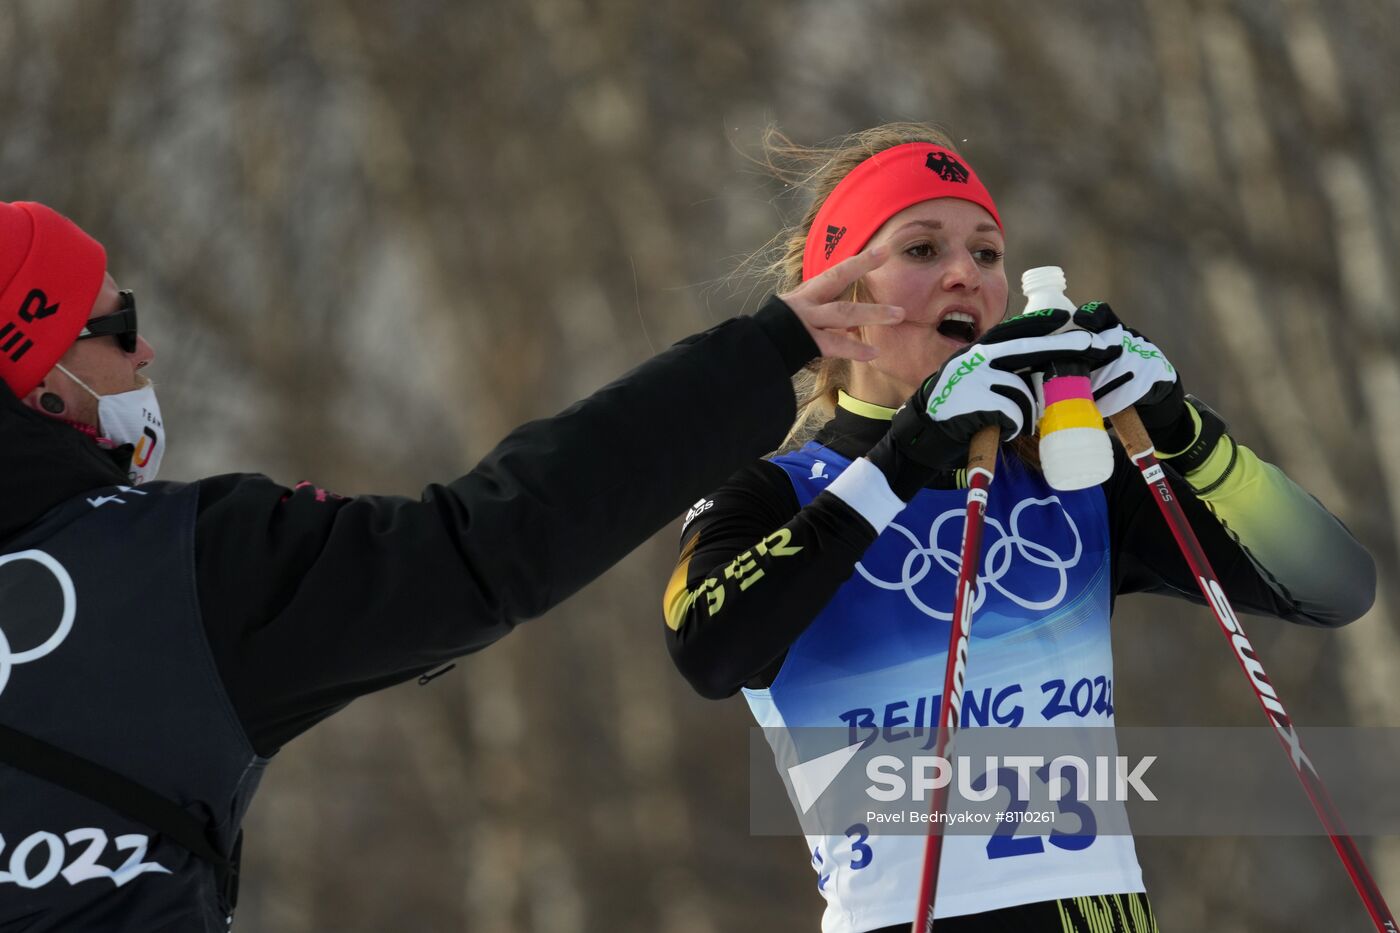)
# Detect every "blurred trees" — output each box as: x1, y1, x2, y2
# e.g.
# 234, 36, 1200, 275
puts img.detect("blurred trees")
1, 0, 1396, 930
